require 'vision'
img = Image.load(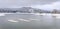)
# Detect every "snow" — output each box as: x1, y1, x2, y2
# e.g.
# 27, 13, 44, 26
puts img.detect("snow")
19, 19, 30, 22
0, 13, 14, 16
8, 20, 19, 23
52, 14, 60, 19
0, 13, 60, 19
